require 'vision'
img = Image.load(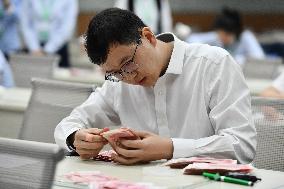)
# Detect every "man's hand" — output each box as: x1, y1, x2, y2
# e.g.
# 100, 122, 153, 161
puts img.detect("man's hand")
73, 128, 109, 160
111, 130, 173, 165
